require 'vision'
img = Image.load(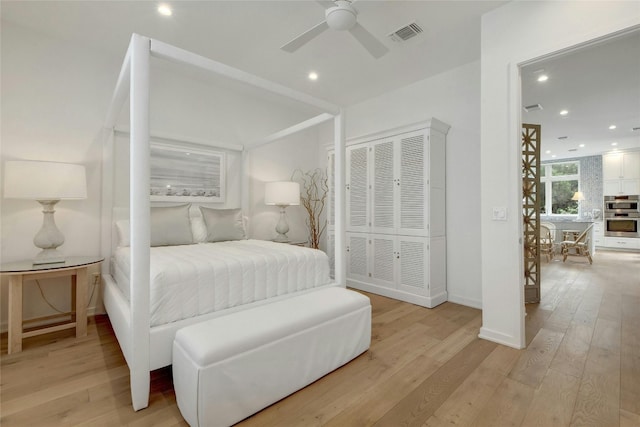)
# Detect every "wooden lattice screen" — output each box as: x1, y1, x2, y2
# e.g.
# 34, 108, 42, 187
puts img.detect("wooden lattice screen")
522, 123, 541, 304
